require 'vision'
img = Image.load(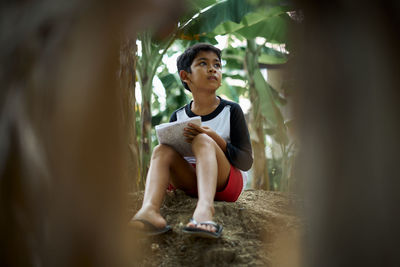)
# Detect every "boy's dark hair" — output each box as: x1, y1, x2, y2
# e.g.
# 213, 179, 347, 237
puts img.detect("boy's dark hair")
177, 43, 221, 91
